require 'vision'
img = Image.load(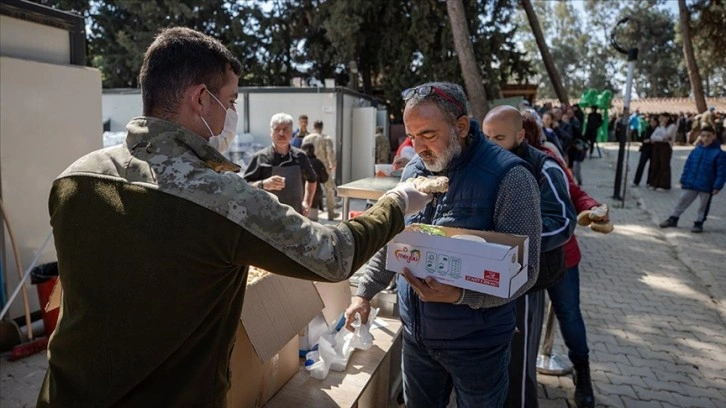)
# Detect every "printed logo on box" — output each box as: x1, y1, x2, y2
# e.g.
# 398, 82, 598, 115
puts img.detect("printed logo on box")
394, 247, 421, 264
465, 270, 501, 288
